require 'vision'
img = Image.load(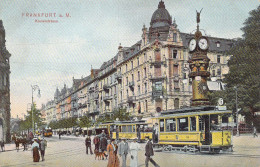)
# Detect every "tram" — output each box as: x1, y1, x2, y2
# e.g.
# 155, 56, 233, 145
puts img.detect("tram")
101, 121, 153, 142
153, 106, 233, 153
43, 129, 53, 137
